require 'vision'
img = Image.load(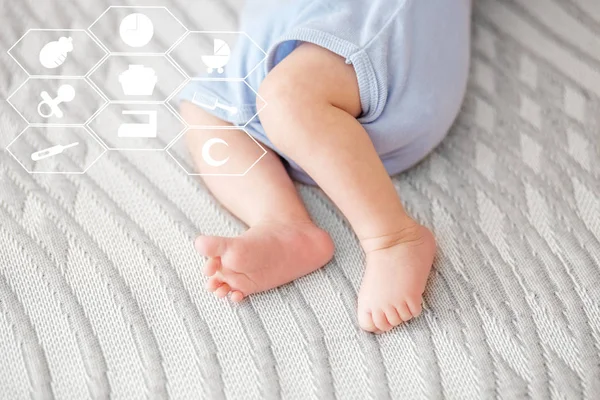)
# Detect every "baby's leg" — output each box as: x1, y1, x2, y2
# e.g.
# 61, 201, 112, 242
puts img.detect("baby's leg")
258, 43, 436, 333
182, 103, 334, 302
